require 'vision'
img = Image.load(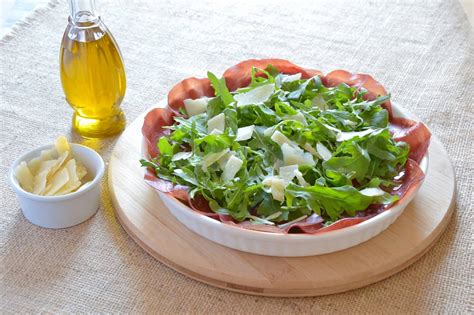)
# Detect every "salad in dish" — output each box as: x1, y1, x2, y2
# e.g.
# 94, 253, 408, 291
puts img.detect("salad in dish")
141, 59, 431, 234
